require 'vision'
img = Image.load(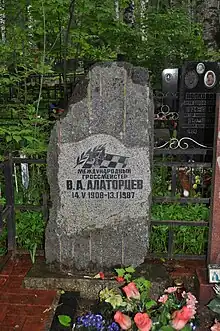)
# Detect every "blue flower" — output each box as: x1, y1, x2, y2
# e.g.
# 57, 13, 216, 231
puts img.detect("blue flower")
95, 314, 103, 321
107, 322, 120, 331
190, 322, 197, 330
76, 313, 106, 330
